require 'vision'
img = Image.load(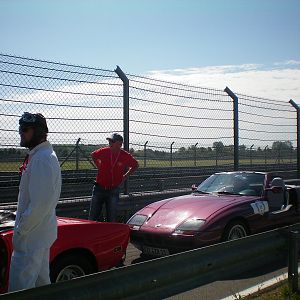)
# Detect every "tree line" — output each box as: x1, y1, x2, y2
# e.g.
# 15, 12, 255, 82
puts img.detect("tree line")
0, 141, 295, 161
